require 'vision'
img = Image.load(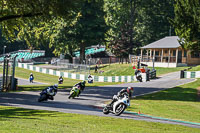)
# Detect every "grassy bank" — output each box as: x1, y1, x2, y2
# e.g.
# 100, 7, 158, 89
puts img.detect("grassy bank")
35, 63, 188, 76
0, 106, 199, 133
128, 79, 200, 123
189, 65, 200, 71
77, 64, 188, 76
